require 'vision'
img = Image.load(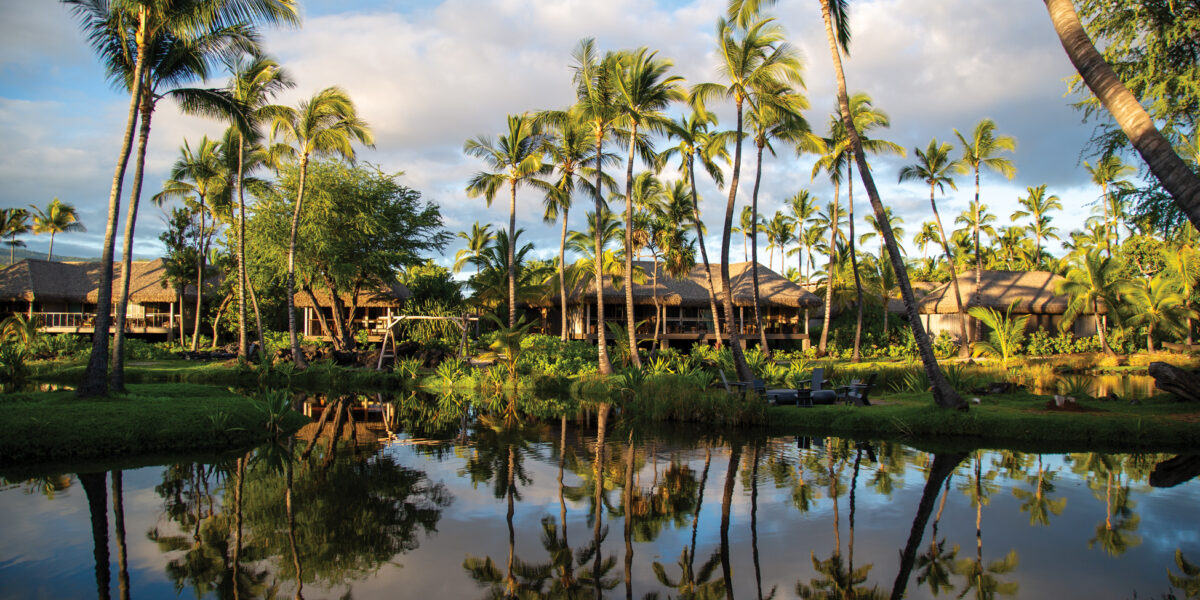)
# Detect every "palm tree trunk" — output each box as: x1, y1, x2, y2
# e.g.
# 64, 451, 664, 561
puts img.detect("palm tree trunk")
849, 161, 864, 362
211, 293, 231, 350
248, 269, 267, 358
721, 98, 753, 382
889, 452, 966, 600
80, 16, 147, 398
820, 0, 966, 409
623, 440, 634, 599
973, 168, 984, 342
235, 135, 250, 360
1044, 0, 1200, 231
688, 157, 724, 348
286, 438, 303, 598
111, 94, 155, 392
591, 403, 608, 598
1147, 322, 1154, 353
594, 134, 614, 375
287, 154, 311, 369
508, 179, 517, 329
819, 181, 839, 355
191, 198, 206, 352
1096, 299, 1114, 355
48, 233, 55, 262
930, 185, 971, 357
750, 444, 764, 600
719, 444, 741, 600
559, 208, 569, 341
623, 126, 642, 368
750, 139, 770, 356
